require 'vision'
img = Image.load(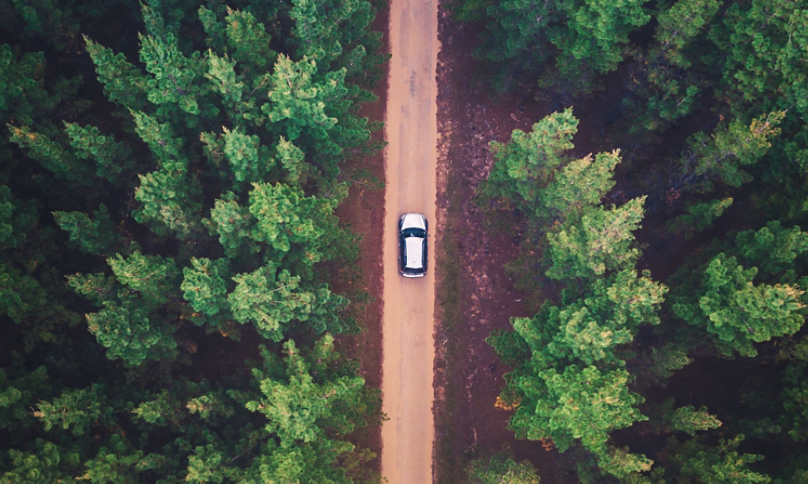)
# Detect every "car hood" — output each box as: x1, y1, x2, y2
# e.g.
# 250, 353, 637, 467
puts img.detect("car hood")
400, 213, 427, 231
